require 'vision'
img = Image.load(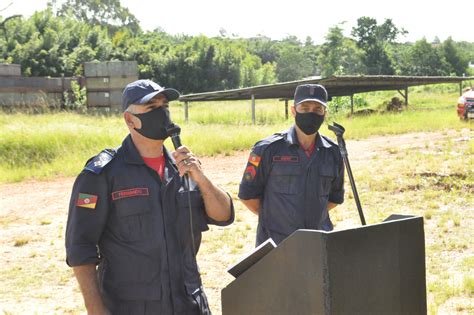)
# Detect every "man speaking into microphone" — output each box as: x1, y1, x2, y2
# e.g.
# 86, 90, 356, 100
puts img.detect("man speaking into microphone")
65, 79, 233, 314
